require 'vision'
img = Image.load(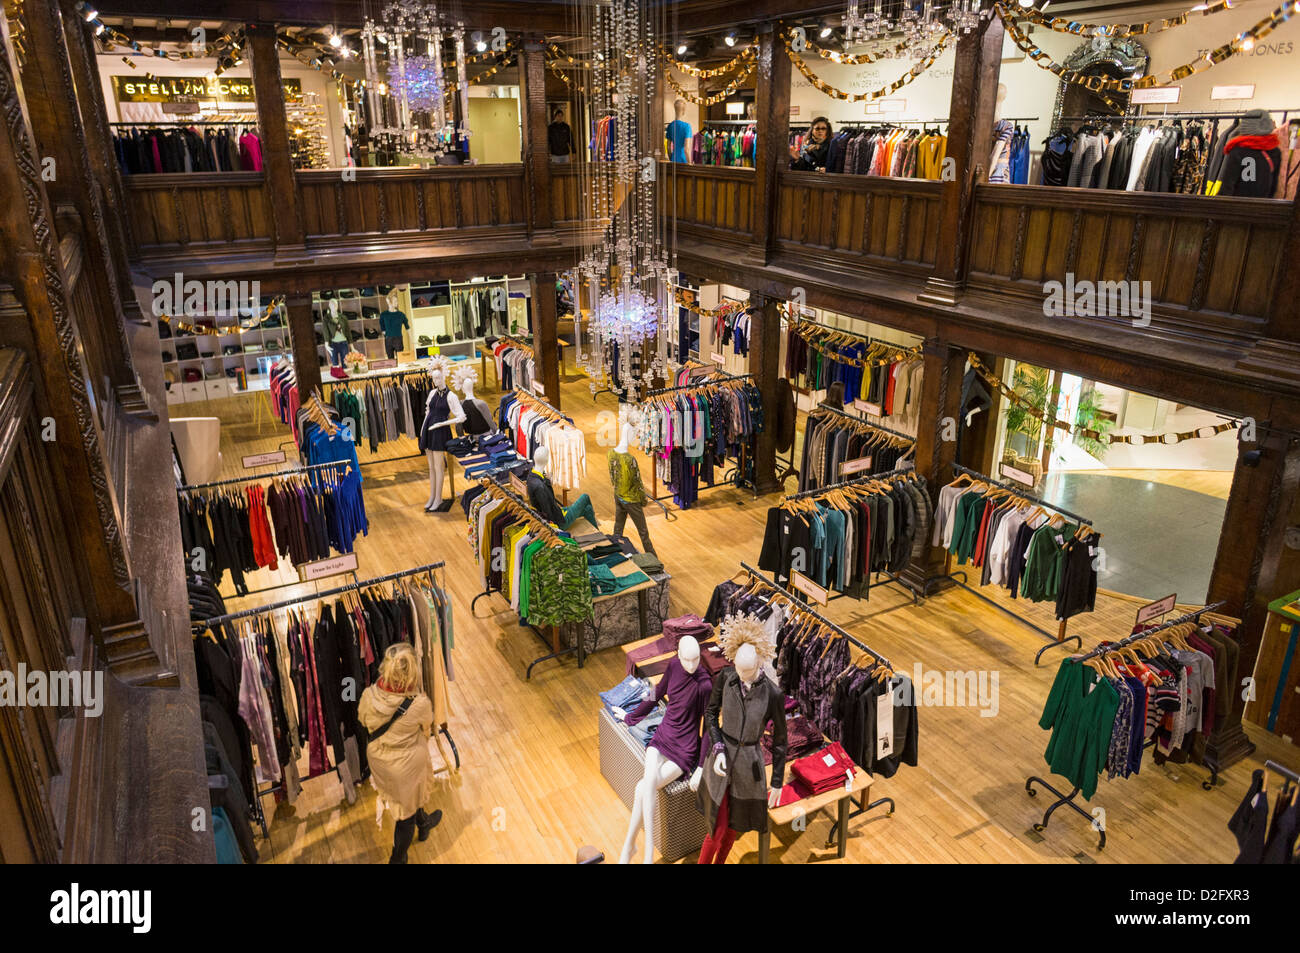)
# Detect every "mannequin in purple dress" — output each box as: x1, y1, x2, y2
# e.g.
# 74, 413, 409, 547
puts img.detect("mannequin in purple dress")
614, 636, 713, 863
